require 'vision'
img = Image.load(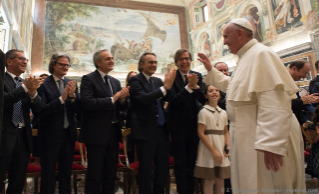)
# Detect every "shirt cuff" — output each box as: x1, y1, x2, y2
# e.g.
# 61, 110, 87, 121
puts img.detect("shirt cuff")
160, 86, 167, 96
111, 97, 114, 104
59, 96, 65, 104
22, 84, 29, 92
185, 85, 194, 93
29, 92, 37, 103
